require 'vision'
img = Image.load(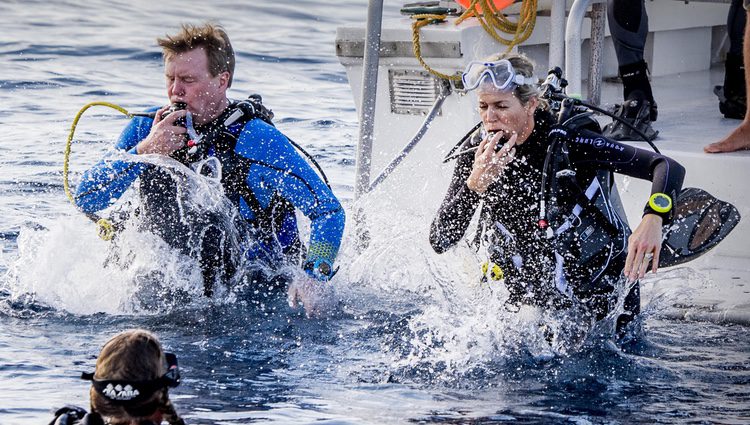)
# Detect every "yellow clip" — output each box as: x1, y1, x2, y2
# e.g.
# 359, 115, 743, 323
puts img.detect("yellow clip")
96, 218, 115, 241
481, 261, 504, 281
